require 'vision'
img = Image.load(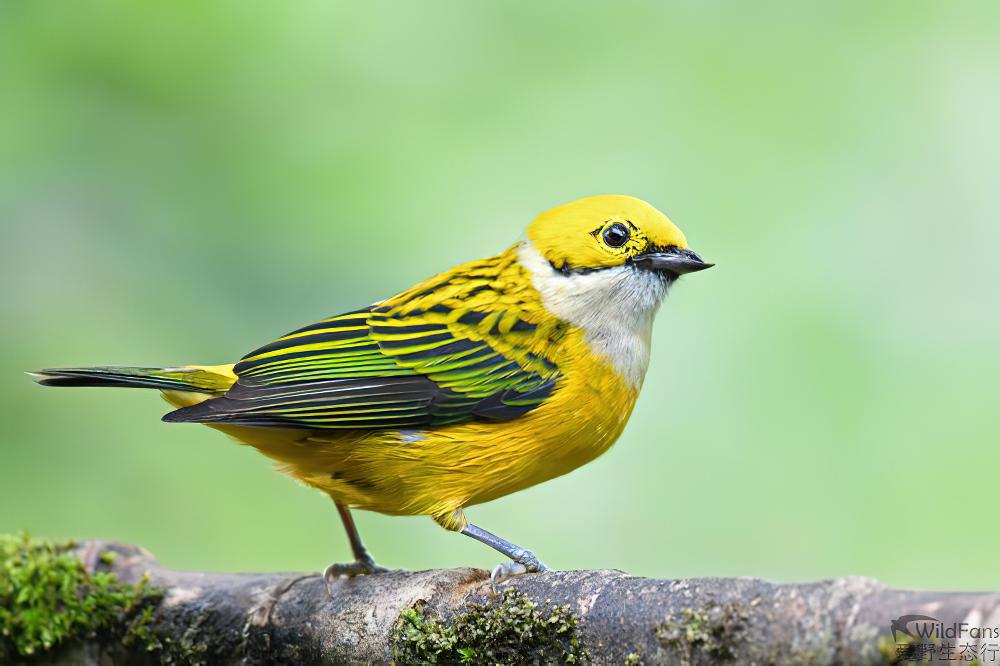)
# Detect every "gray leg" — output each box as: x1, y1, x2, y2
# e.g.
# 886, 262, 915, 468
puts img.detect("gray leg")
461, 522, 547, 591
323, 502, 388, 589
337, 502, 376, 564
